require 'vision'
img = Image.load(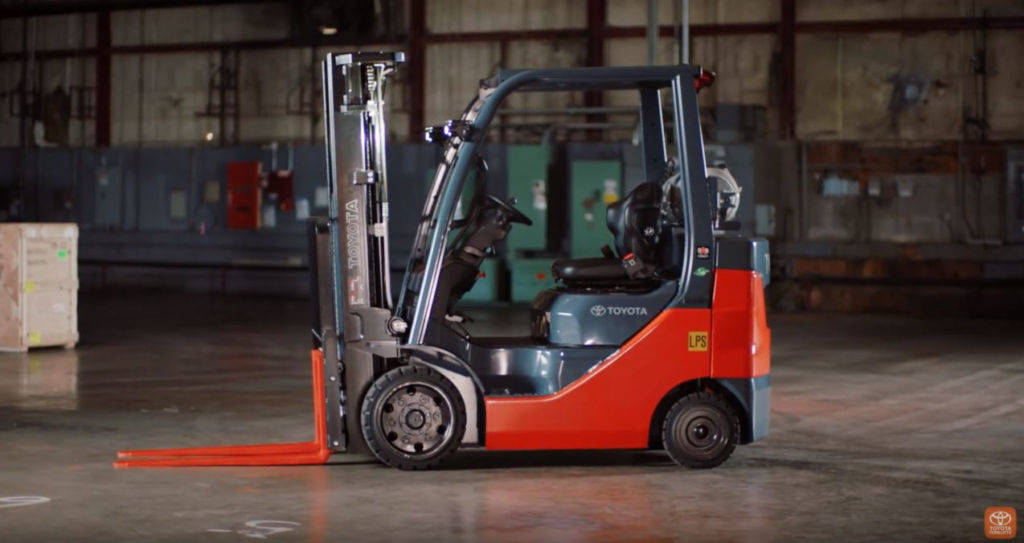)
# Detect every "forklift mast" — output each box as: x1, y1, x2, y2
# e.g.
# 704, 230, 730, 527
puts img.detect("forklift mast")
319, 52, 406, 454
